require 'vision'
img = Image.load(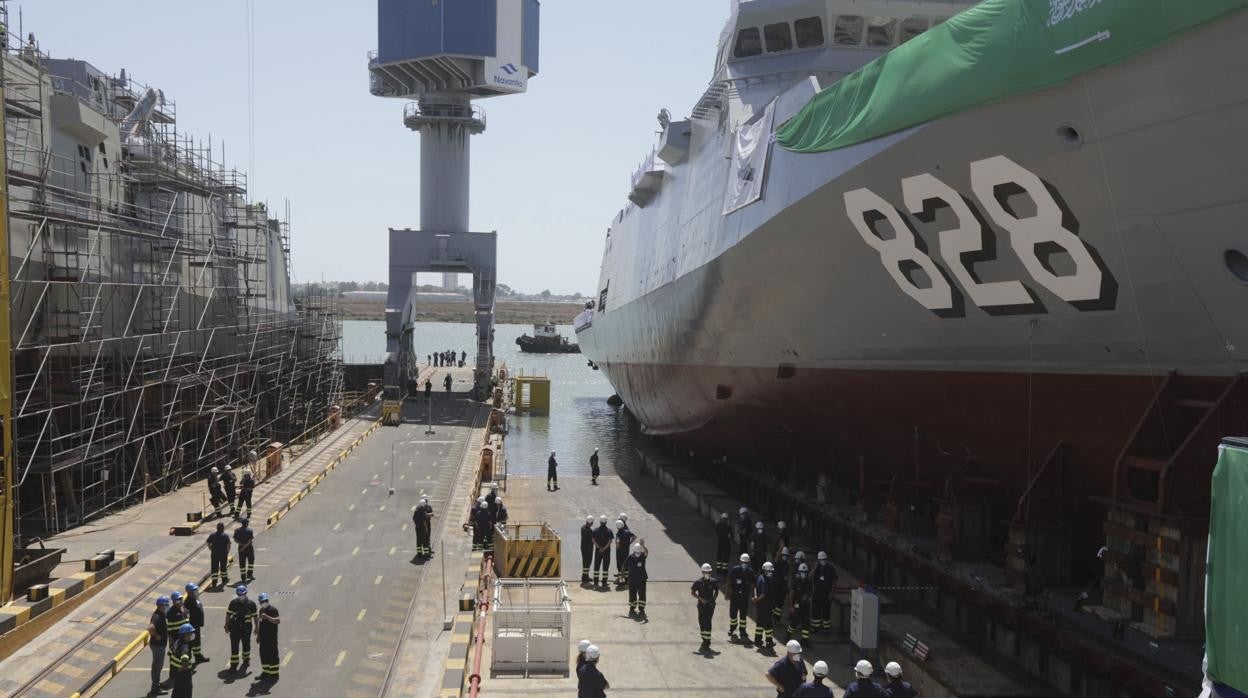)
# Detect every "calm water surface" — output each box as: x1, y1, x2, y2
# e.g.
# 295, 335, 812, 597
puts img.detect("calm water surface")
342, 320, 641, 477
